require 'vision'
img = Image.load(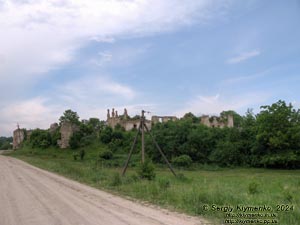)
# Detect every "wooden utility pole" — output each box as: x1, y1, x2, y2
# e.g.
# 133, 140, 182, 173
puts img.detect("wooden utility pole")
122, 110, 176, 177
141, 110, 145, 164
